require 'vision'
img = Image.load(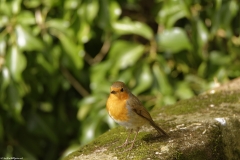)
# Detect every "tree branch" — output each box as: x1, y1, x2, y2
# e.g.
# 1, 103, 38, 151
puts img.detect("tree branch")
61, 67, 89, 97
